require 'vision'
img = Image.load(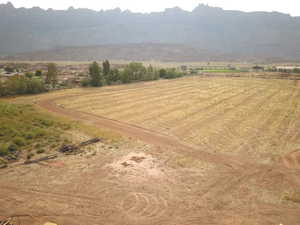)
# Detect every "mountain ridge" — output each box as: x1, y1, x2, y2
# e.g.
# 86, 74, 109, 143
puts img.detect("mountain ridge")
1, 2, 300, 62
